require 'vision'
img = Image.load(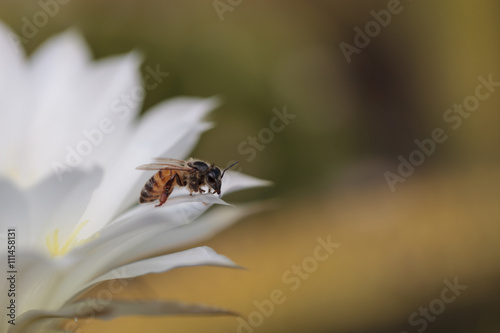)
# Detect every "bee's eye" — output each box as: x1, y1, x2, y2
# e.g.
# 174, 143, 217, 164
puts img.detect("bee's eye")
207, 171, 217, 184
